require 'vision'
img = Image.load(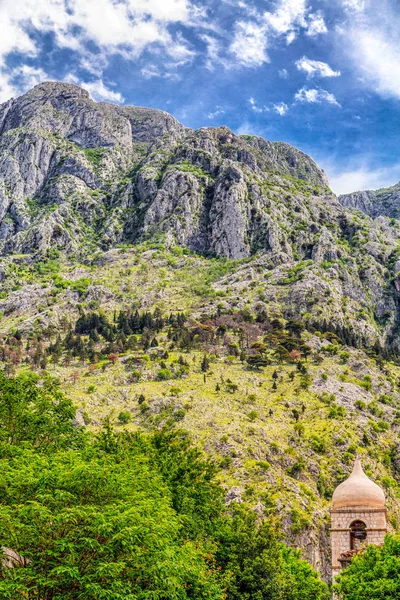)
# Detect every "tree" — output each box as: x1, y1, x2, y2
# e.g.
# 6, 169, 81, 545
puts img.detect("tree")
118, 411, 131, 424
0, 370, 81, 450
280, 546, 329, 600
334, 535, 400, 600
218, 509, 329, 600
289, 349, 302, 362
108, 352, 118, 365
201, 355, 210, 373
0, 451, 225, 600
